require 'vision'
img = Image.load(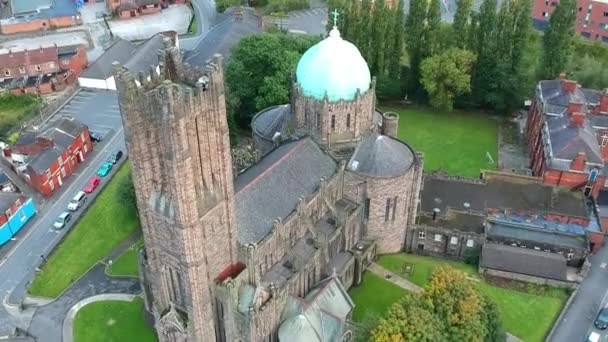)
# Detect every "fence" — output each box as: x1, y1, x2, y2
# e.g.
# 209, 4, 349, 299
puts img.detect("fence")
13, 85, 80, 134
